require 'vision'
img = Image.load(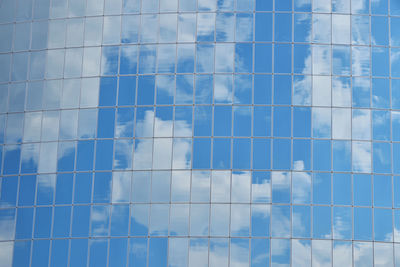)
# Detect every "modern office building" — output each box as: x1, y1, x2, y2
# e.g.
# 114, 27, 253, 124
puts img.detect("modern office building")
1, 0, 400, 266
